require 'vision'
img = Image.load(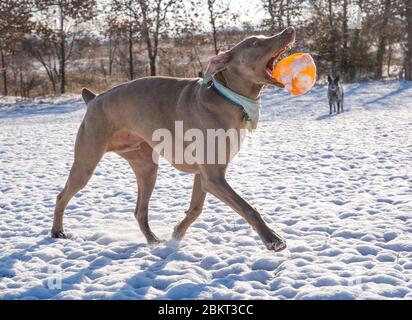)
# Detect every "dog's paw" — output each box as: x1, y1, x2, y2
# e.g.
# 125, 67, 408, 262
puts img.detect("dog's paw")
265, 238, 287, 252
171, 230, 183, 242
172, 224, 188, 242
148, 237, 166, 246
51, 230, 68, 239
